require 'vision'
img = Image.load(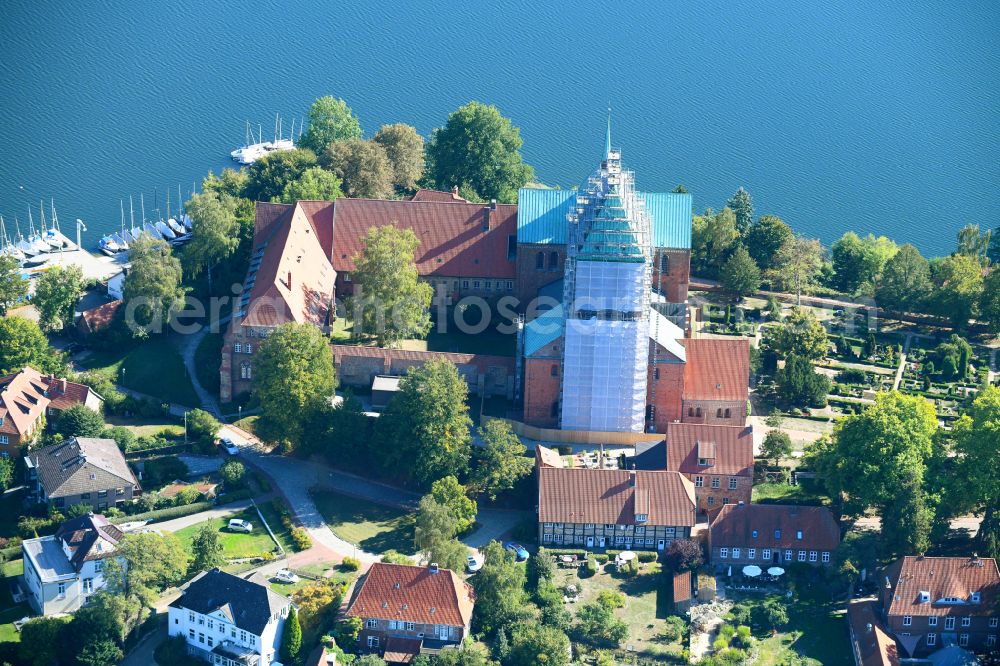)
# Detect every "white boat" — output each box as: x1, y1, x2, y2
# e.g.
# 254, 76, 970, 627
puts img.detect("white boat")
0, 217, 27, 264
98, 235, 122, 256
26, 209, 52, 254
155, 220, 177, 239
143, 222, 164, 239
181, 213, 193, 230
166, 217, 186, 235
231, 114, 296, 165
